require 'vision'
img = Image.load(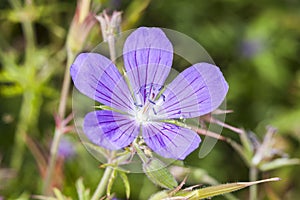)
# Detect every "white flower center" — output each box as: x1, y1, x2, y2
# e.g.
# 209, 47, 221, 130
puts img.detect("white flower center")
134, 84, 166, 124
135, 108, 149, 123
